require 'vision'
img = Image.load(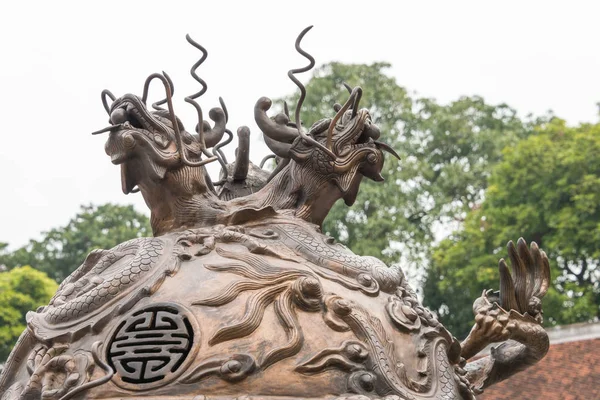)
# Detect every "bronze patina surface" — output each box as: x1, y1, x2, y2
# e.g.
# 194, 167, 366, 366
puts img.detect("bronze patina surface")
0, 27, 550, 400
